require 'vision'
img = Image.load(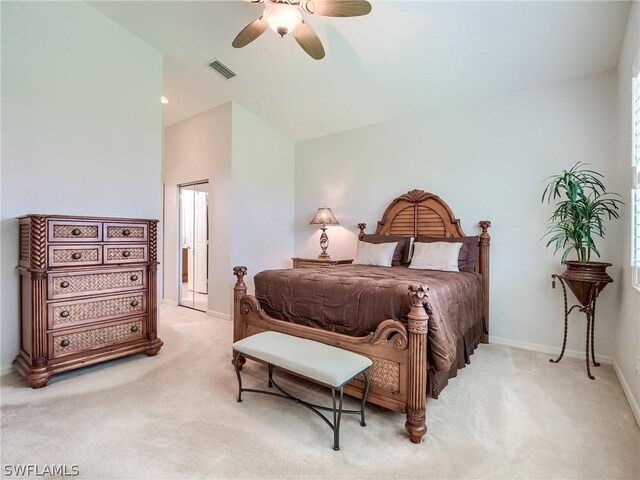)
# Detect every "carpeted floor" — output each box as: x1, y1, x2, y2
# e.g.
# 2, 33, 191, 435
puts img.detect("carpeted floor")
1, 305, 639, 480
